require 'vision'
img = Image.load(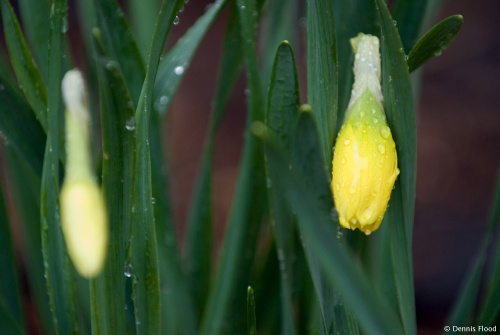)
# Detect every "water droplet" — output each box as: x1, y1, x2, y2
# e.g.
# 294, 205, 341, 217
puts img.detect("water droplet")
434, 49, 442, 56
131, 205, 136, 213
240, 5, 246, 10
341, 158, 346, 164
160, 95, 169, 105
392, 20, 397, 26
151, 197, 156, 205
371, 109, 376, 114
361, 57, 366, 62
380, 126, 390, 138
124, 262, 133, 277
178, 5, 184, 13
173, 16, 180, 25
373, 118, 379, 124
106, 60, 118, 70
125, 117, 136, 131
388, 75, 392, 82
343, 139, 351, 145
378, 144, 386, 154
266, 177, 272, 188
360, 111, 365, 117
365, 229, 372, 235
336, 183, 340, 190
174, 65, 184, 75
